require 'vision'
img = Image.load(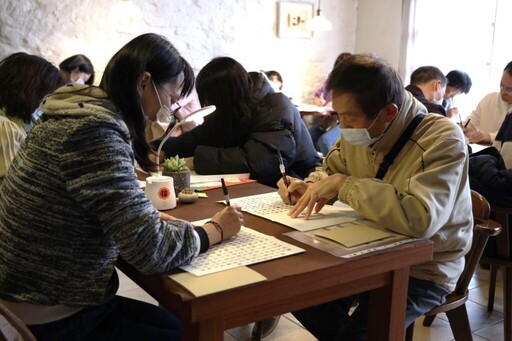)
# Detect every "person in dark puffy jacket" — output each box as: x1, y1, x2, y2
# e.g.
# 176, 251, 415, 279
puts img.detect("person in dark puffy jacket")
159, 56, 321, 187
469, 109, 512, 206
